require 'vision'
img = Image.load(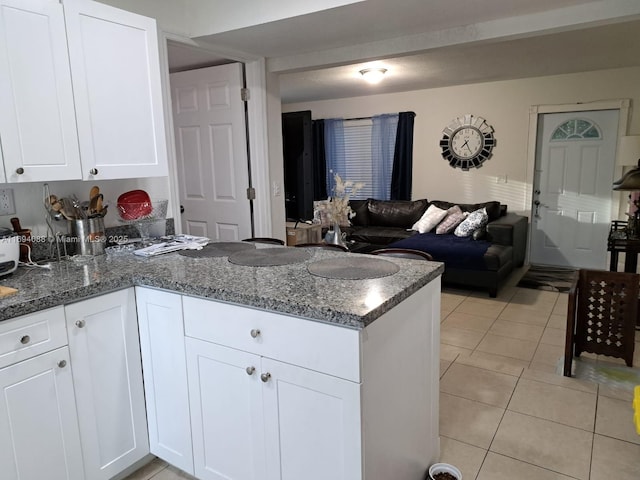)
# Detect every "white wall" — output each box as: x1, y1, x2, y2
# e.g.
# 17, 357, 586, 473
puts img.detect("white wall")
283, 66, 640, 216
